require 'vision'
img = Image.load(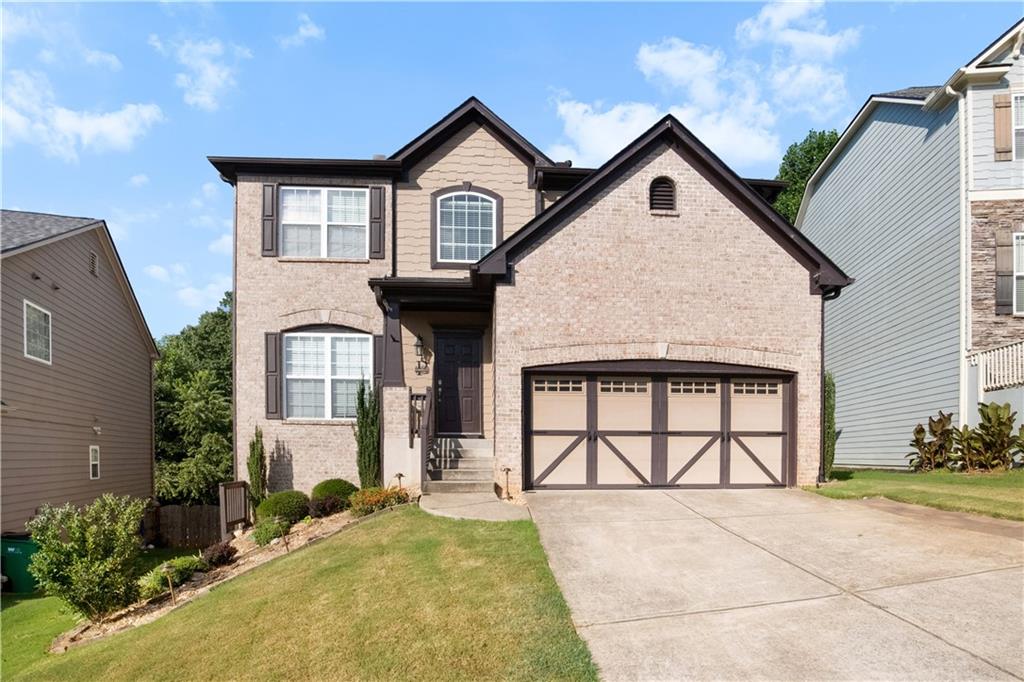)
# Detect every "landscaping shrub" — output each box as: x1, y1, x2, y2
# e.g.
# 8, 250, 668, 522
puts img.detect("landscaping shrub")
975, 402, 1017, 469
349, 487, 410, 517
247, 426, 267, 510
256, 490, 310, 524
823, 372, 836, 480
27, 494, 147, 620
355, 382, 381, 488
252, 517, 291, 546
906, 411, 954, 471
200, 540, 238, 567
138, 555, 208, 600
312, 478, 358, 504
908, 403, 1020, 473
309, 495, 346, 518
